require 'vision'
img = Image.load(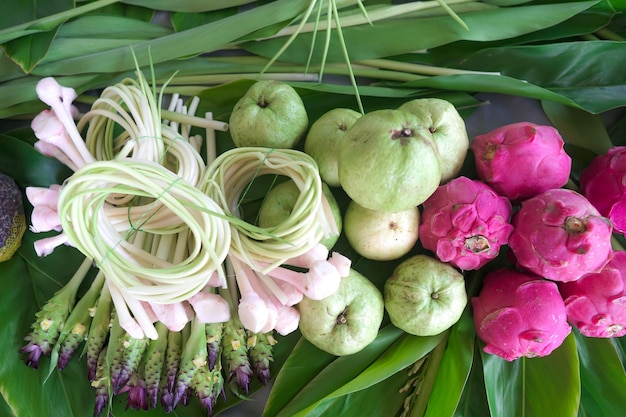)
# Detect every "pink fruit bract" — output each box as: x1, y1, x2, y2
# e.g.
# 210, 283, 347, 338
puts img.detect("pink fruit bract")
471, 122, 572, 201
508, 188, 613, 282
559, 250, 626, 338
419, 176, 514, 270
579, 146, 626, 234
472, 268, 571, 361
